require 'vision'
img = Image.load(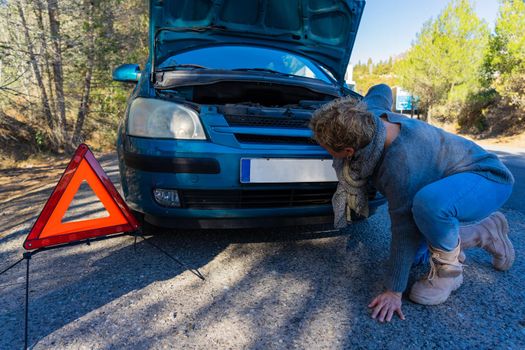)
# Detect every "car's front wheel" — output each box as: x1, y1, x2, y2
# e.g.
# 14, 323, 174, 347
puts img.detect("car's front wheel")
131, 210, 162, 236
